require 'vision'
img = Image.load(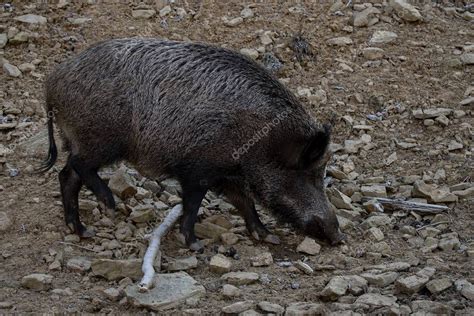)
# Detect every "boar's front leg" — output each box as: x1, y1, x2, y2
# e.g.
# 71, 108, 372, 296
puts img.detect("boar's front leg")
179, 184, 208, 252
222, 181, 280, 245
